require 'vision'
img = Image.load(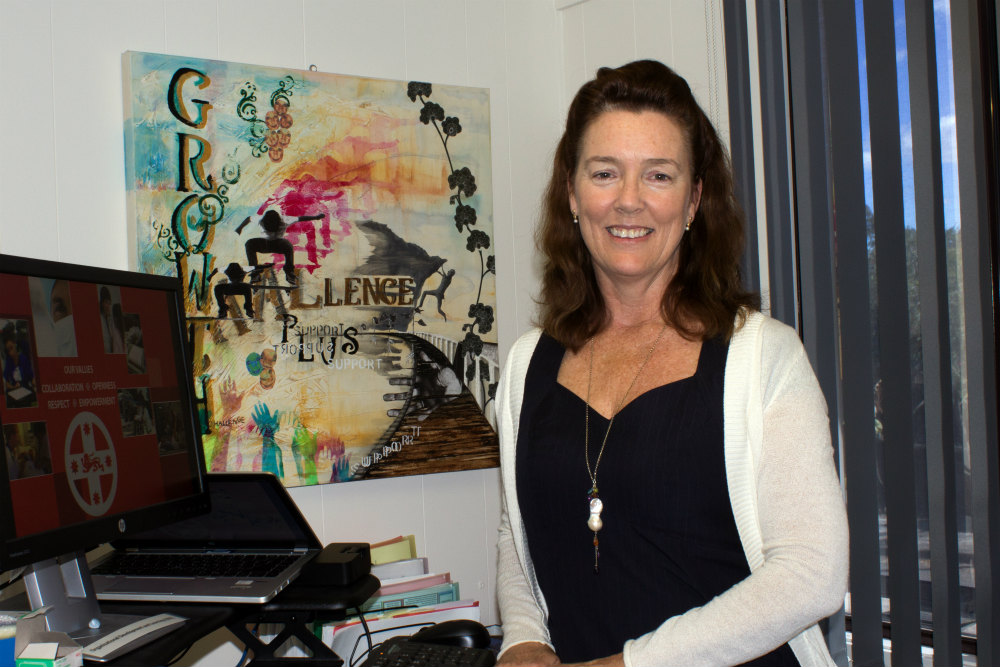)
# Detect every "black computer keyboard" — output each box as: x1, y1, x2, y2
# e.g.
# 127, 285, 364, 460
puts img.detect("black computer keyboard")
91, 552, 299, 578
359, 637, 496, 666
